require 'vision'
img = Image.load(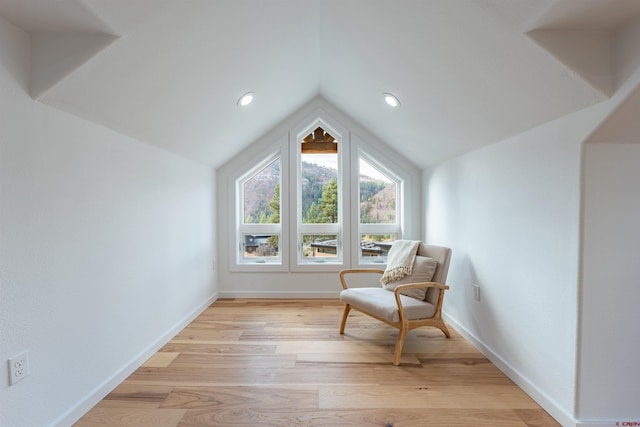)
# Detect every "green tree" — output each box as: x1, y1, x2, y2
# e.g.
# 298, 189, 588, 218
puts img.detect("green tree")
269, 183, 280, 224
318, 178, 338, 223
361, 202, 372, 223
304, 201, 320, 223
267, 184, 280, 249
